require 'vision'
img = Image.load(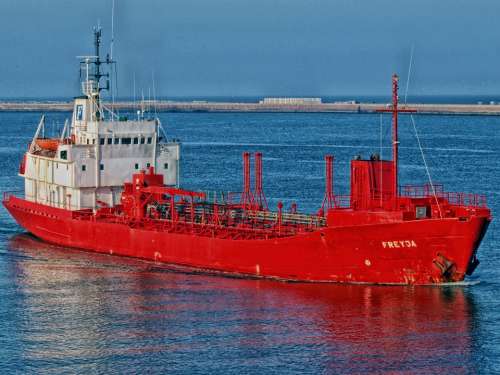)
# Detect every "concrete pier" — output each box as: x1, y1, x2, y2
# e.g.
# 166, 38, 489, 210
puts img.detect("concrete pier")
1, 100, 500, 115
